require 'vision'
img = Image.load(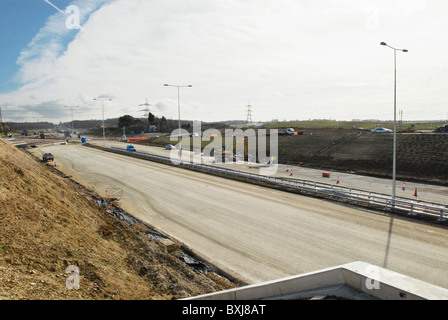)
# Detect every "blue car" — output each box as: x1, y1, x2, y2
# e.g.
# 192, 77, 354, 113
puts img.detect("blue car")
127, 145, 136, 151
